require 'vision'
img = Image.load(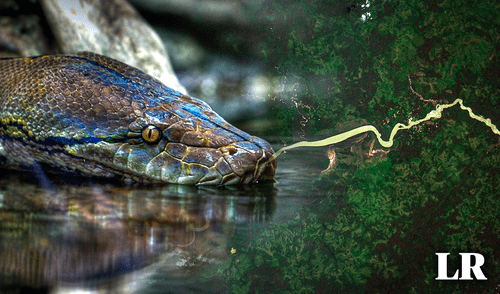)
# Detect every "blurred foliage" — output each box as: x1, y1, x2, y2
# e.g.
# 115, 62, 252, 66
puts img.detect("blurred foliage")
209, 0, 500, 292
